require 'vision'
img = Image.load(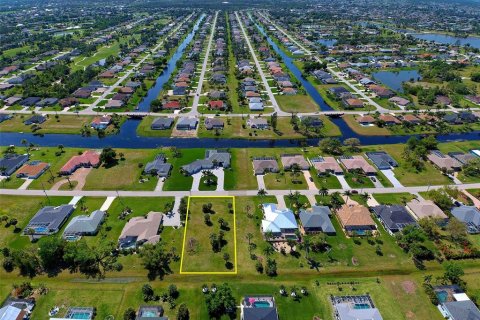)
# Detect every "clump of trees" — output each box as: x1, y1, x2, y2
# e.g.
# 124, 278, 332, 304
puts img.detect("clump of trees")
204, 283, 236, 319
402, 136, 438, 171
